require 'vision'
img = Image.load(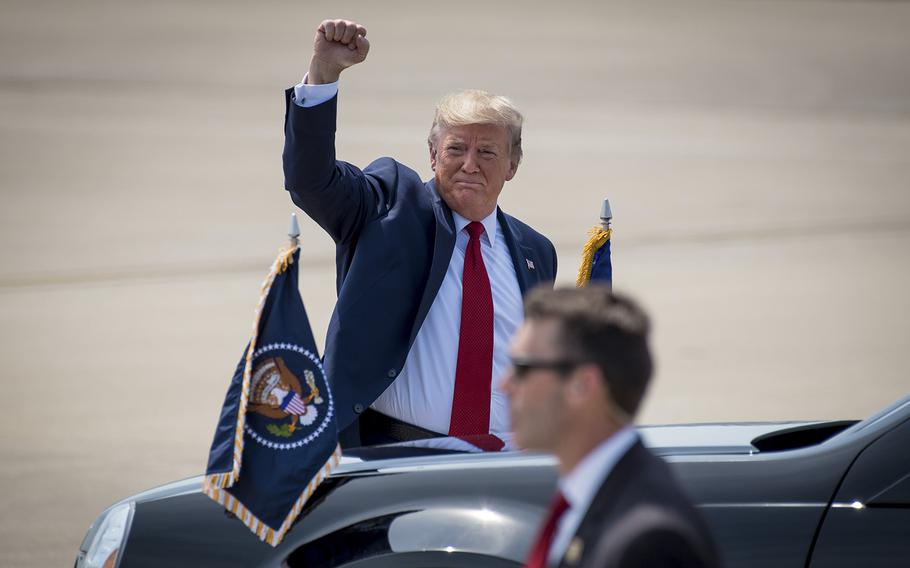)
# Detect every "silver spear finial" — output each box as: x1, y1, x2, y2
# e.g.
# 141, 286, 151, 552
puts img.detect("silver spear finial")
600, 198, 612, 231
288, 213, 300, 247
